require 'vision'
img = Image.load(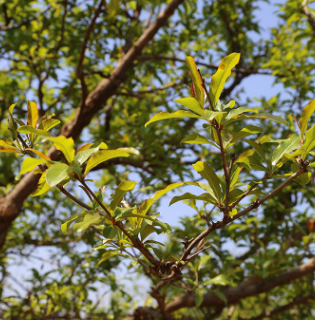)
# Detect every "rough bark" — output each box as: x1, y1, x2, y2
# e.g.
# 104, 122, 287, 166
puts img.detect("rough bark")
0, 0, 184, 249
